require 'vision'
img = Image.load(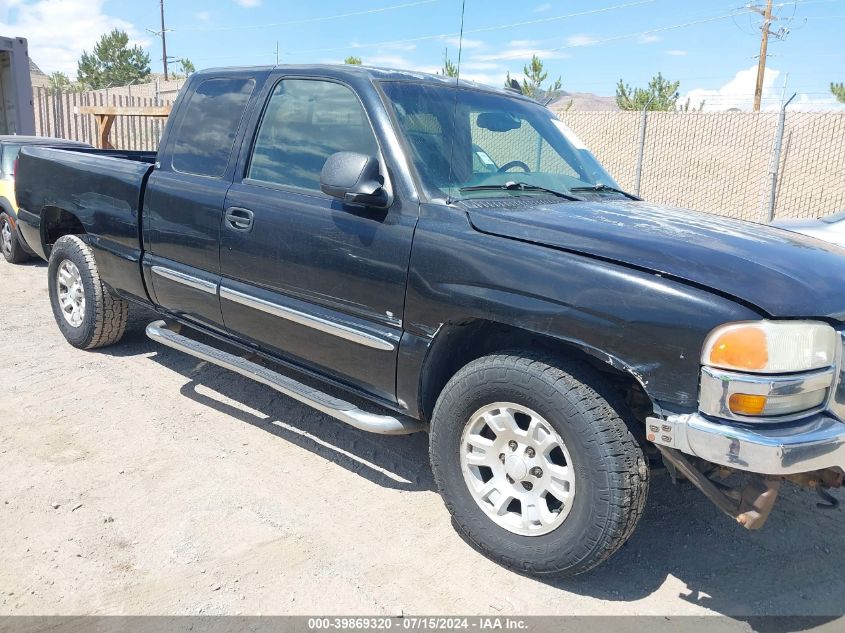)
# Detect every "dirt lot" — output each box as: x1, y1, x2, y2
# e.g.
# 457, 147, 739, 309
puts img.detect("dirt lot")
2, 259, 844, 625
